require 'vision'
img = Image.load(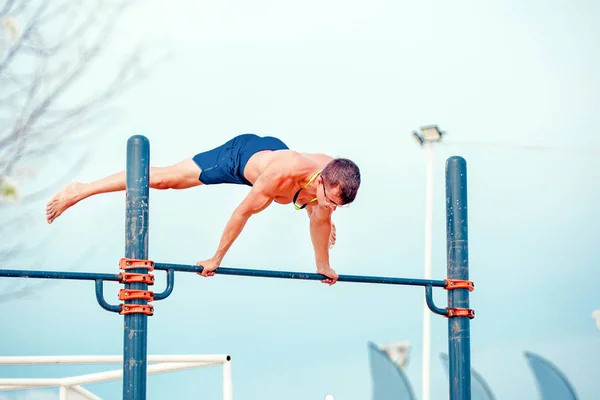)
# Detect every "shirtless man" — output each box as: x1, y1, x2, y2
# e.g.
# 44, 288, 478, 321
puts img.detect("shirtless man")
45, 134, 361, 285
